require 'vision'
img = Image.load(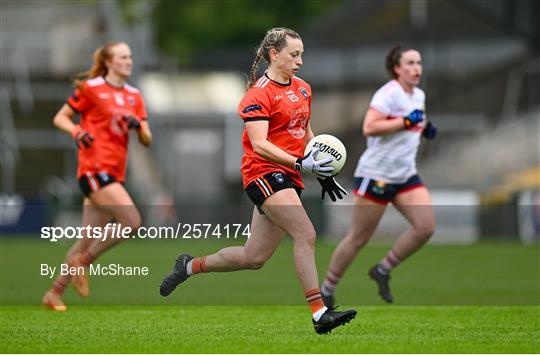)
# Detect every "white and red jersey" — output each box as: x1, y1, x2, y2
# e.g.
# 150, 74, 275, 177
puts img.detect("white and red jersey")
67, 76, 147, 182
238, 74, 312, 188
354, 80, 426, 183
